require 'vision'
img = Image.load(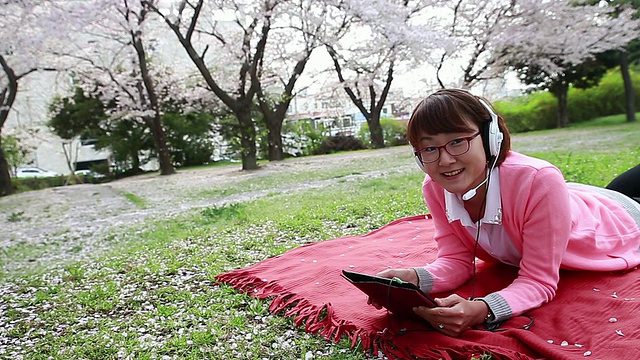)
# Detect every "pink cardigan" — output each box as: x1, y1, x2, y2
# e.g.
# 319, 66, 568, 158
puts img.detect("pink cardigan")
419, 151, 640, 319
